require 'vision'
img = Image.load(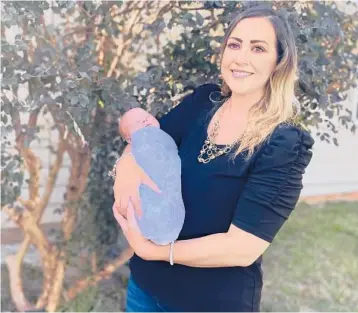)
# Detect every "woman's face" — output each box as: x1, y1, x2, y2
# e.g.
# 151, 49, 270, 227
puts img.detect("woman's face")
221, 17, 278, 97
